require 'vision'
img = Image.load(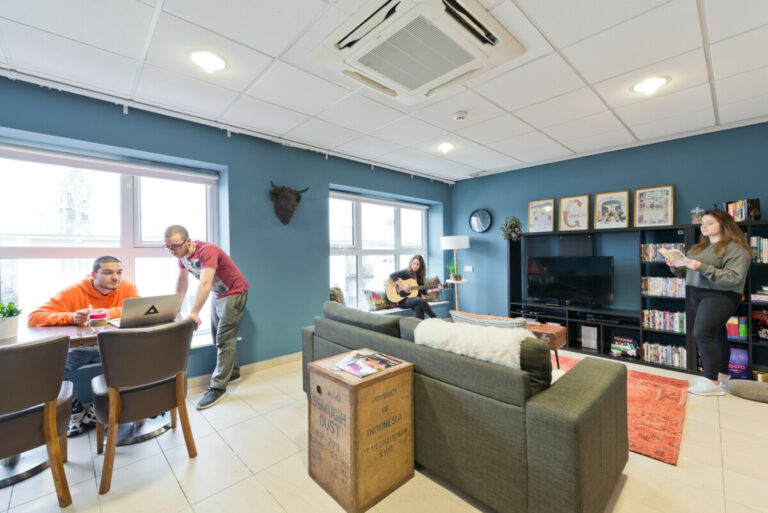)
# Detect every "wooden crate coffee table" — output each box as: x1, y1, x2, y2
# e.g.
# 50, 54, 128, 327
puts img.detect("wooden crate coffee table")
308, 349, 414, 513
